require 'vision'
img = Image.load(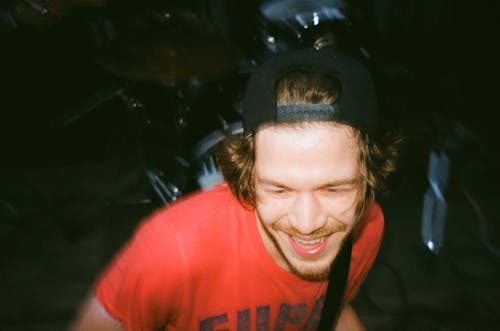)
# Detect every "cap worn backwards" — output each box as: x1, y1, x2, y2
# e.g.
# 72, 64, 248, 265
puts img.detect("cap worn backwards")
242, 47, 379, 135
